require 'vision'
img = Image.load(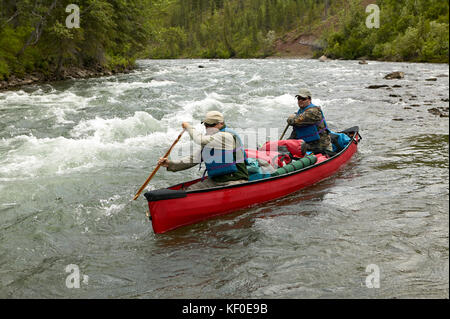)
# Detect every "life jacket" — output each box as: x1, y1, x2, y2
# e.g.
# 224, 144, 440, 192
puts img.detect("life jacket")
202, 127, 247, 178
293, 104, 328, 143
